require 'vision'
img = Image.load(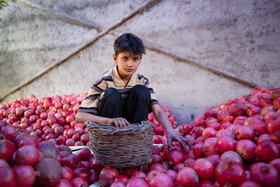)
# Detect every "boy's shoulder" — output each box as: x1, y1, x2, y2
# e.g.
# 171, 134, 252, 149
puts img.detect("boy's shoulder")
137, 73, 148, 81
